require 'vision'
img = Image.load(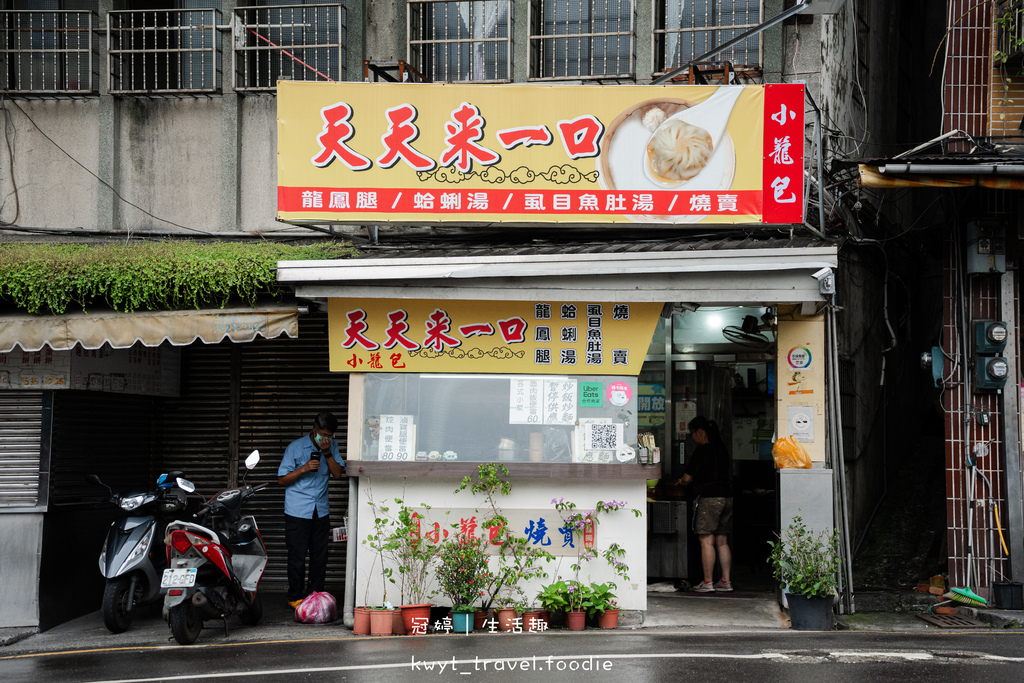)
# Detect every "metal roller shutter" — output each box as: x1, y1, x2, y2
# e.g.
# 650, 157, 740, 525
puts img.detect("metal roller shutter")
237, 313, 349, 590
156, 312, 349, 593
0, 392, 44, 508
